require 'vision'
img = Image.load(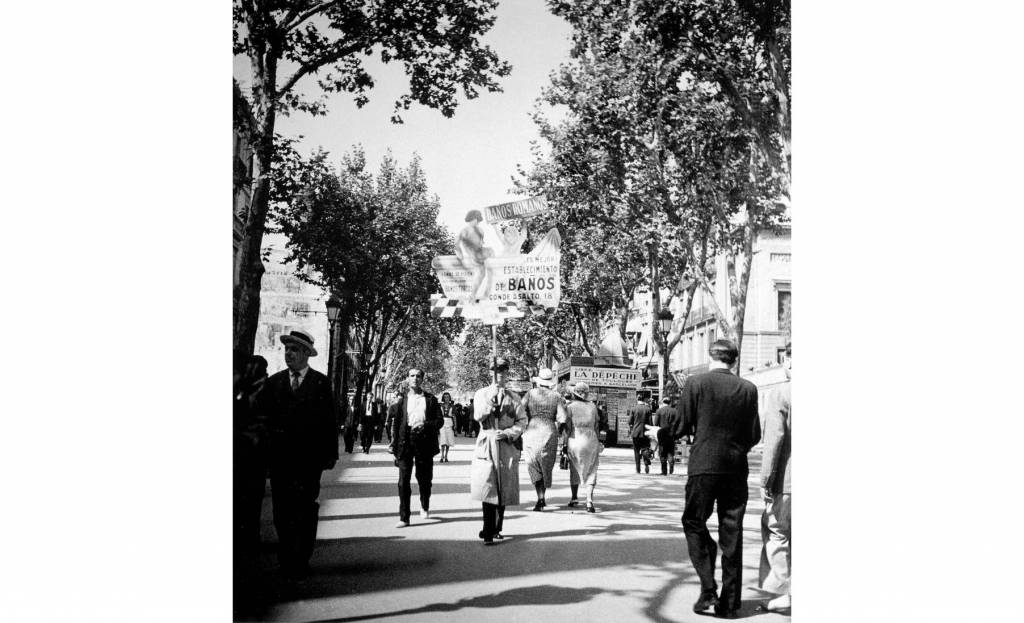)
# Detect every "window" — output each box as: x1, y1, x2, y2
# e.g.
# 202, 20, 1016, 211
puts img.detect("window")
777, 289, 791, 333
